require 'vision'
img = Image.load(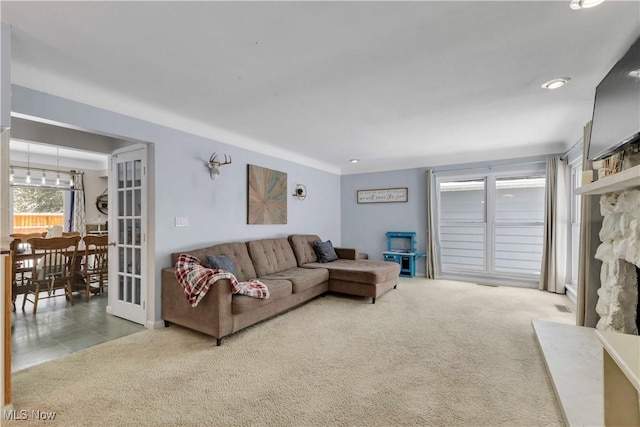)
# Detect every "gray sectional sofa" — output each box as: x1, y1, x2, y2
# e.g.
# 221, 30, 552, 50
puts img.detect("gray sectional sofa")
161, 234, 400, 345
